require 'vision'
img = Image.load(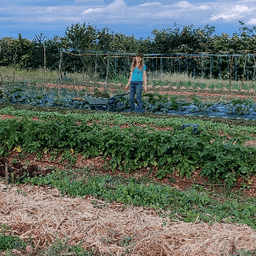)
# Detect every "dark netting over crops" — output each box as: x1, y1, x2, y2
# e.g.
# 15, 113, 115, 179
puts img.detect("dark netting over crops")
1, 82, 256, 120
